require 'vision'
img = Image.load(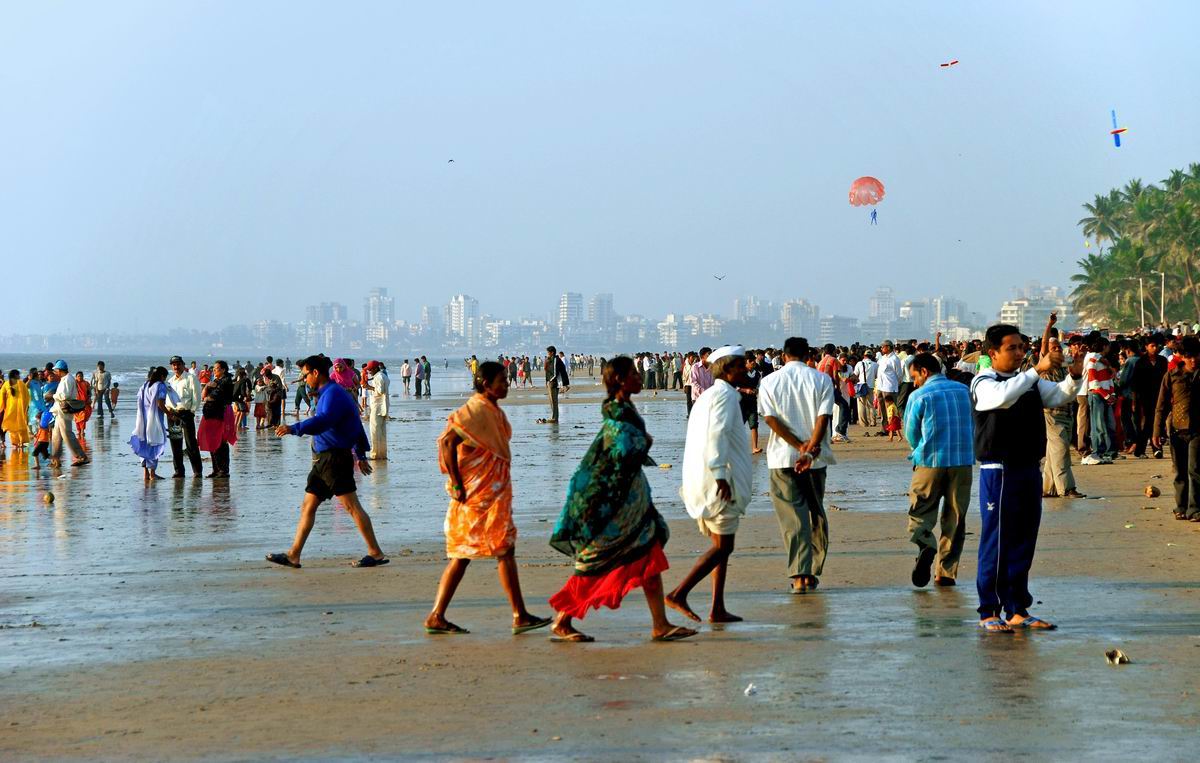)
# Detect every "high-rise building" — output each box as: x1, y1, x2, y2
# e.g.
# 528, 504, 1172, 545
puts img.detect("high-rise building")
587, 293, 615, 330
447, 294, 480, 340
998, 289, 1073, 333
869, 286, 897, 322
558, 292, 583, 333
780, 299, 820, 338
820, 315, 861, 345
363, 287, 395, 327
305, 302, 348, 324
